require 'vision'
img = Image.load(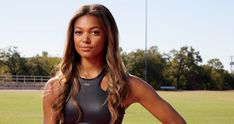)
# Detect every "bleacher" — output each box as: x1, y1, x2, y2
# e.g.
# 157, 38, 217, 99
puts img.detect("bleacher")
160, 86, 177, 90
